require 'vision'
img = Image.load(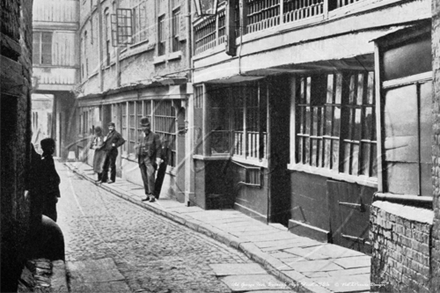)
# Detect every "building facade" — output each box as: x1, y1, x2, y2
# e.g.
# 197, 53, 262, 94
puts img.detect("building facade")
1, 0, 34, 291
32, 0, 80, 159
191, 0, 439, 289
191, 0, 431, 254
74, 0, 192, 201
